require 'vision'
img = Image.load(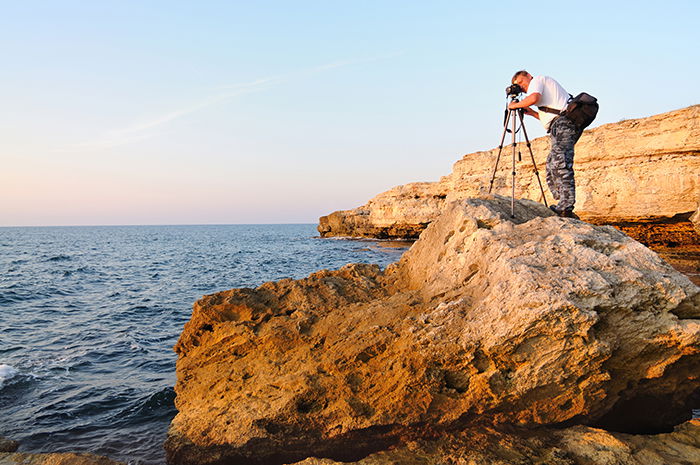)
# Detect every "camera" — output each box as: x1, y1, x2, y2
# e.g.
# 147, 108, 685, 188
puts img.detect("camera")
505, 83, 523, 96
